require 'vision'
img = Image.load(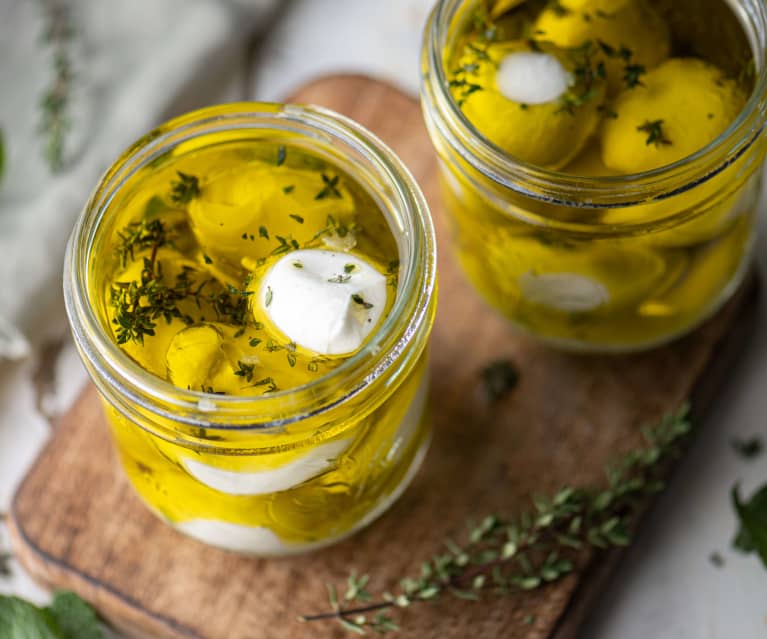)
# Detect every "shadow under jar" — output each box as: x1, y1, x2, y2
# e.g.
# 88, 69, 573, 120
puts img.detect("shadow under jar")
421, 0, 767, 352
64, 103, 437, 555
